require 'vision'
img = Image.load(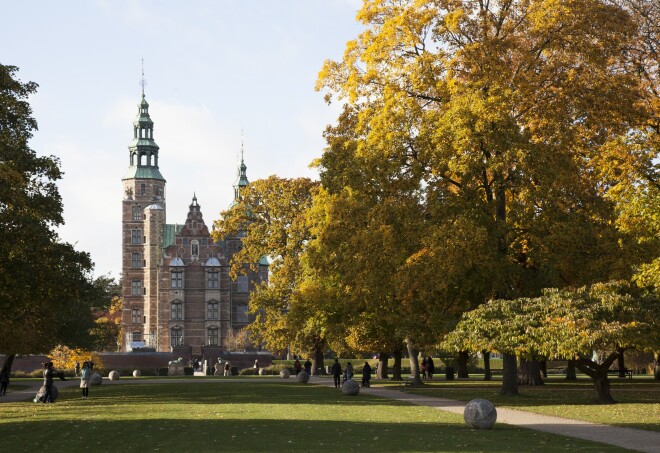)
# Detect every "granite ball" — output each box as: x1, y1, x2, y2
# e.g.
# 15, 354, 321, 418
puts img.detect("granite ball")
342, 379, 360, 396
296, 370, 310, 383
464, 398, 497, 430
280, 369, 291, 379
90, 372, 103, 385
35, 385, 59, 402
108, 370, 120, 381
133, 369, 141, 378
